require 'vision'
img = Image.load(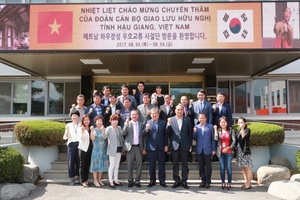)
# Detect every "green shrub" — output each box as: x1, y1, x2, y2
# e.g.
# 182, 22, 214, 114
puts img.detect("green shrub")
296, 150, 300, 172
0, 147, 24, 183
14, 120, 66, 147
232, 122, 284, 146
